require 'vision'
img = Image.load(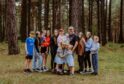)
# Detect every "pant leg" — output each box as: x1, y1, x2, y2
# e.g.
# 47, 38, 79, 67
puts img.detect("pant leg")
81, 56, 85, 71
37, 53, 42, 69
32, 49, 37, 69
92, 54, 98, 73
78, 55, 83, 71
87, 51, 91, 68
84, 53, 88, 69
51, 53, 56, 69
